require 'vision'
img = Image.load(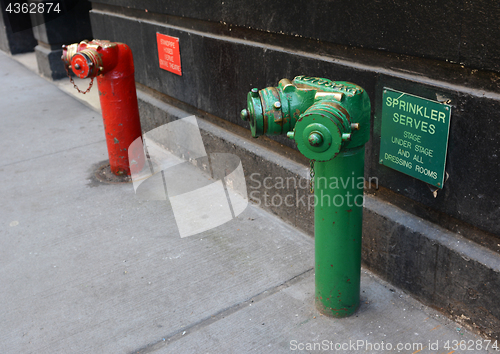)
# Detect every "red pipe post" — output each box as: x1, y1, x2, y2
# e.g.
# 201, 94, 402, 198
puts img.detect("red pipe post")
62, 40, 143, 176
